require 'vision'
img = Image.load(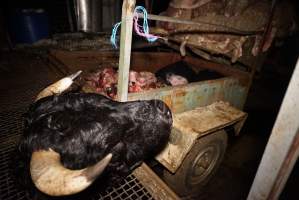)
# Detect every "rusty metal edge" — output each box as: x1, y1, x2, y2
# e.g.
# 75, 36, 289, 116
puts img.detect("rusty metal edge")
48, 49, 250, 84
157, 136, 198, 174
234, 115, 248, 136
133, 163, 181, 200
163, 113, 247, 173
184, 56, 251, 86
196, 114, 248, 138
